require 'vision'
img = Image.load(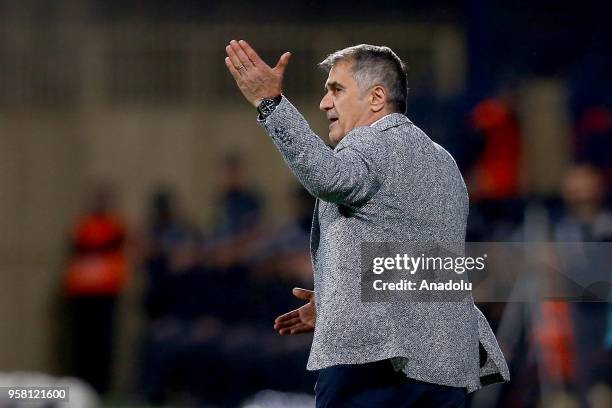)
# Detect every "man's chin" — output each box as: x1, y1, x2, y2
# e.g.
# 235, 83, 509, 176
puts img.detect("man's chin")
328, 133, 341, 147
